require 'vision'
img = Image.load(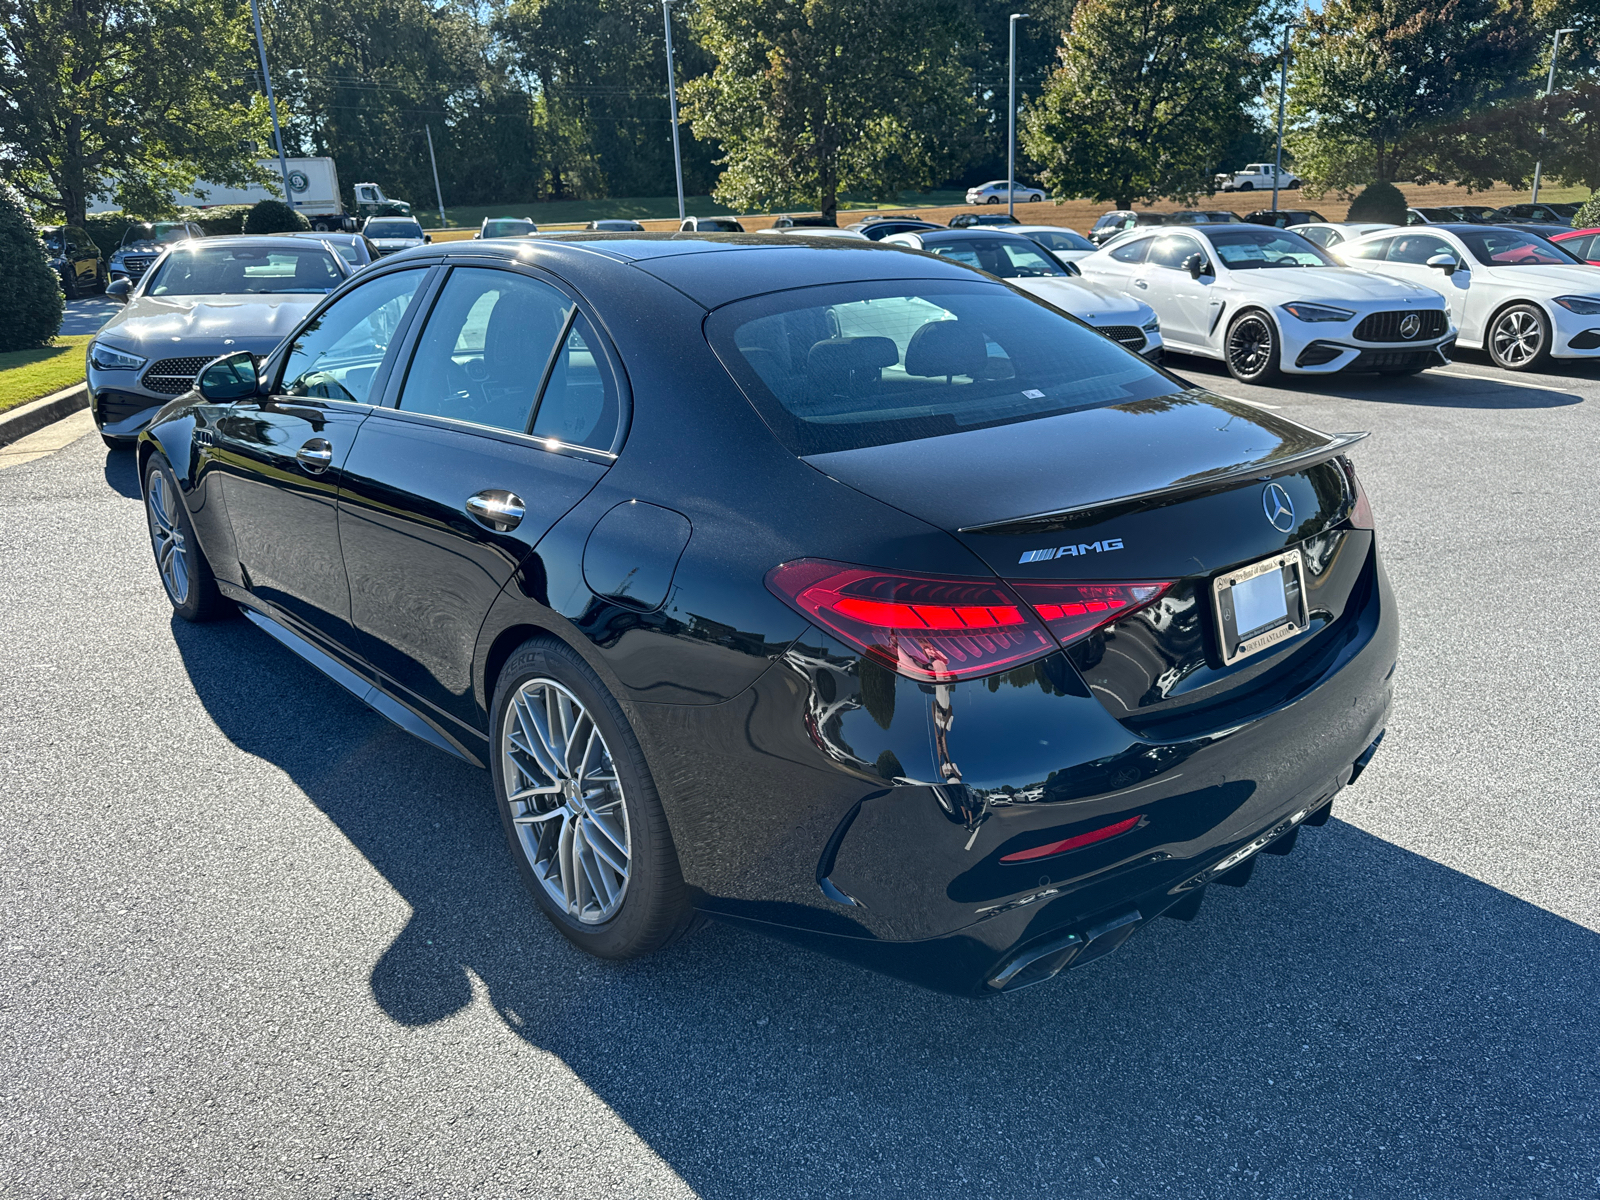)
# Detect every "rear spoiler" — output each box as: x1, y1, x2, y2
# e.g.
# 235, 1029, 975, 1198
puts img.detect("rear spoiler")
959, 431, 1369, 536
